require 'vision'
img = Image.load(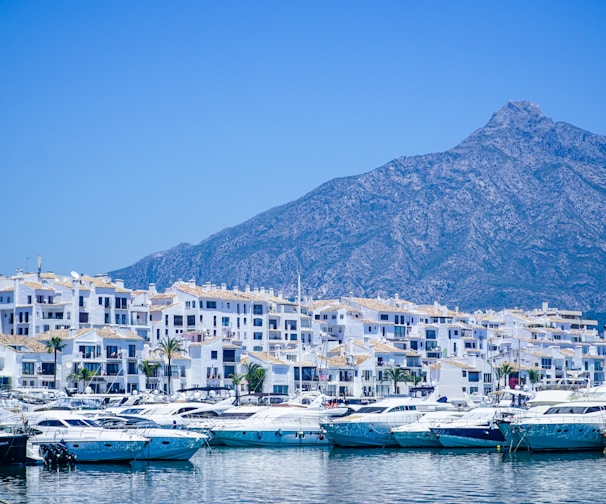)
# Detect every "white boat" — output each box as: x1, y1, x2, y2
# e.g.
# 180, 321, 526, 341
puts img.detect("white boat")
25, 410, 149, 462
211, 392, 350, 447
183, 404, 269, 444
320, 397, 427, 447
502, 401, 606, 452
95, 415, 208, 460
391, 410, 467, 448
